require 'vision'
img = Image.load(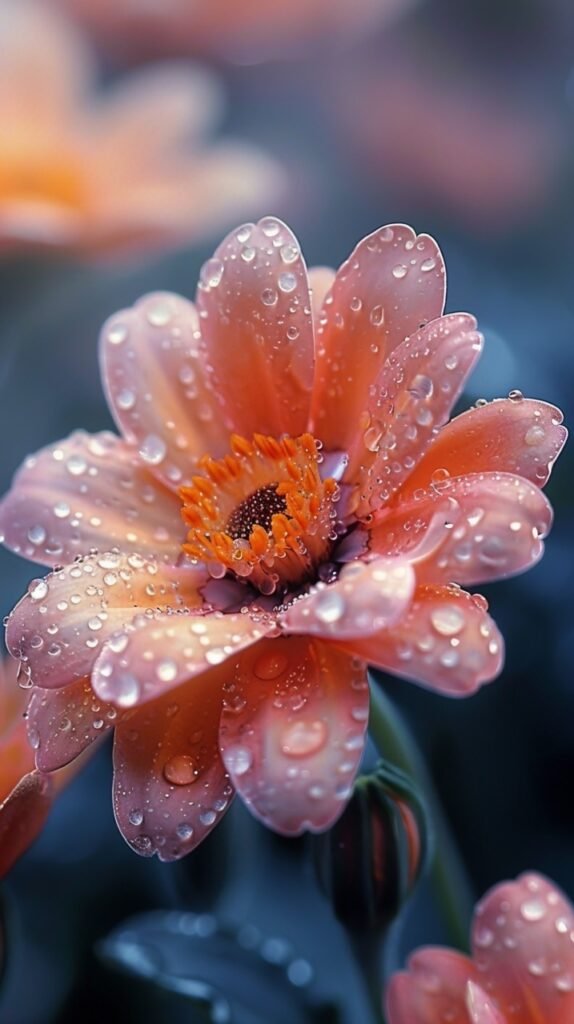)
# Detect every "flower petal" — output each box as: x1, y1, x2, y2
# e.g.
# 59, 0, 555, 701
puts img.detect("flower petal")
0, 705, 36, 803
371, 472, 553, 586
279, 557, 415, 639
0, 1, 93, 127
195, 216, 314, 438
309, 224, 445, 452
27, 677, 119, 772
341, 585, 503, 697
6, 552, 202, 690
92, 64, 224, 162
470, 872, 574, 1023
0, 771, 53, 877
219, 636, 369, 835
92, 610, 273, 707
100, 293, 227, 490
348, 313, 483, 509
112, 669, 233, 861
385, 948, 478, 1024
466, 983, 506, 1024
0, 430, 184, 567
308, 266, 336, 322
402, 397, 567, 496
